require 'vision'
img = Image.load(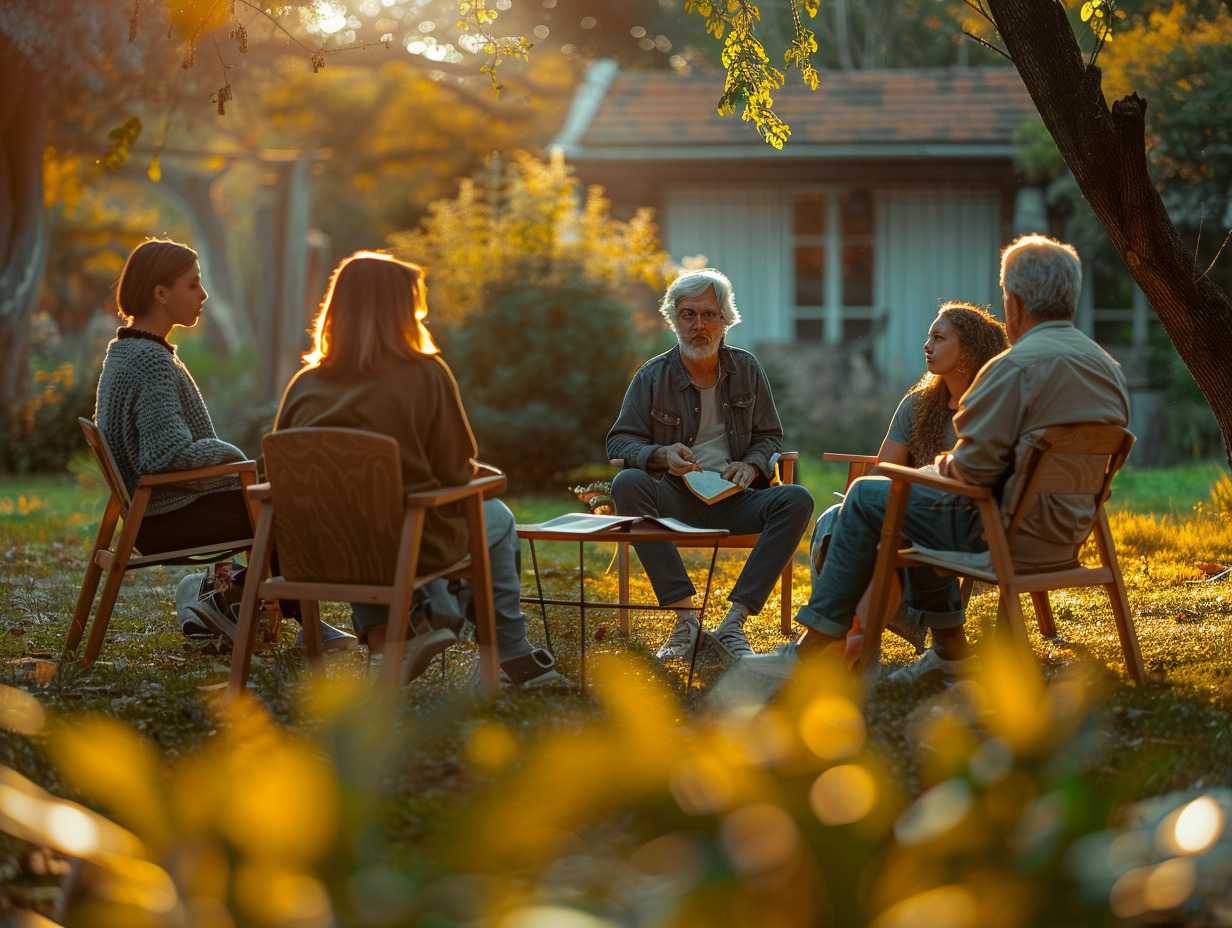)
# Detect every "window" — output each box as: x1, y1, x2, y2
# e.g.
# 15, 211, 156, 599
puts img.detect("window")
792, 190, 875, 342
